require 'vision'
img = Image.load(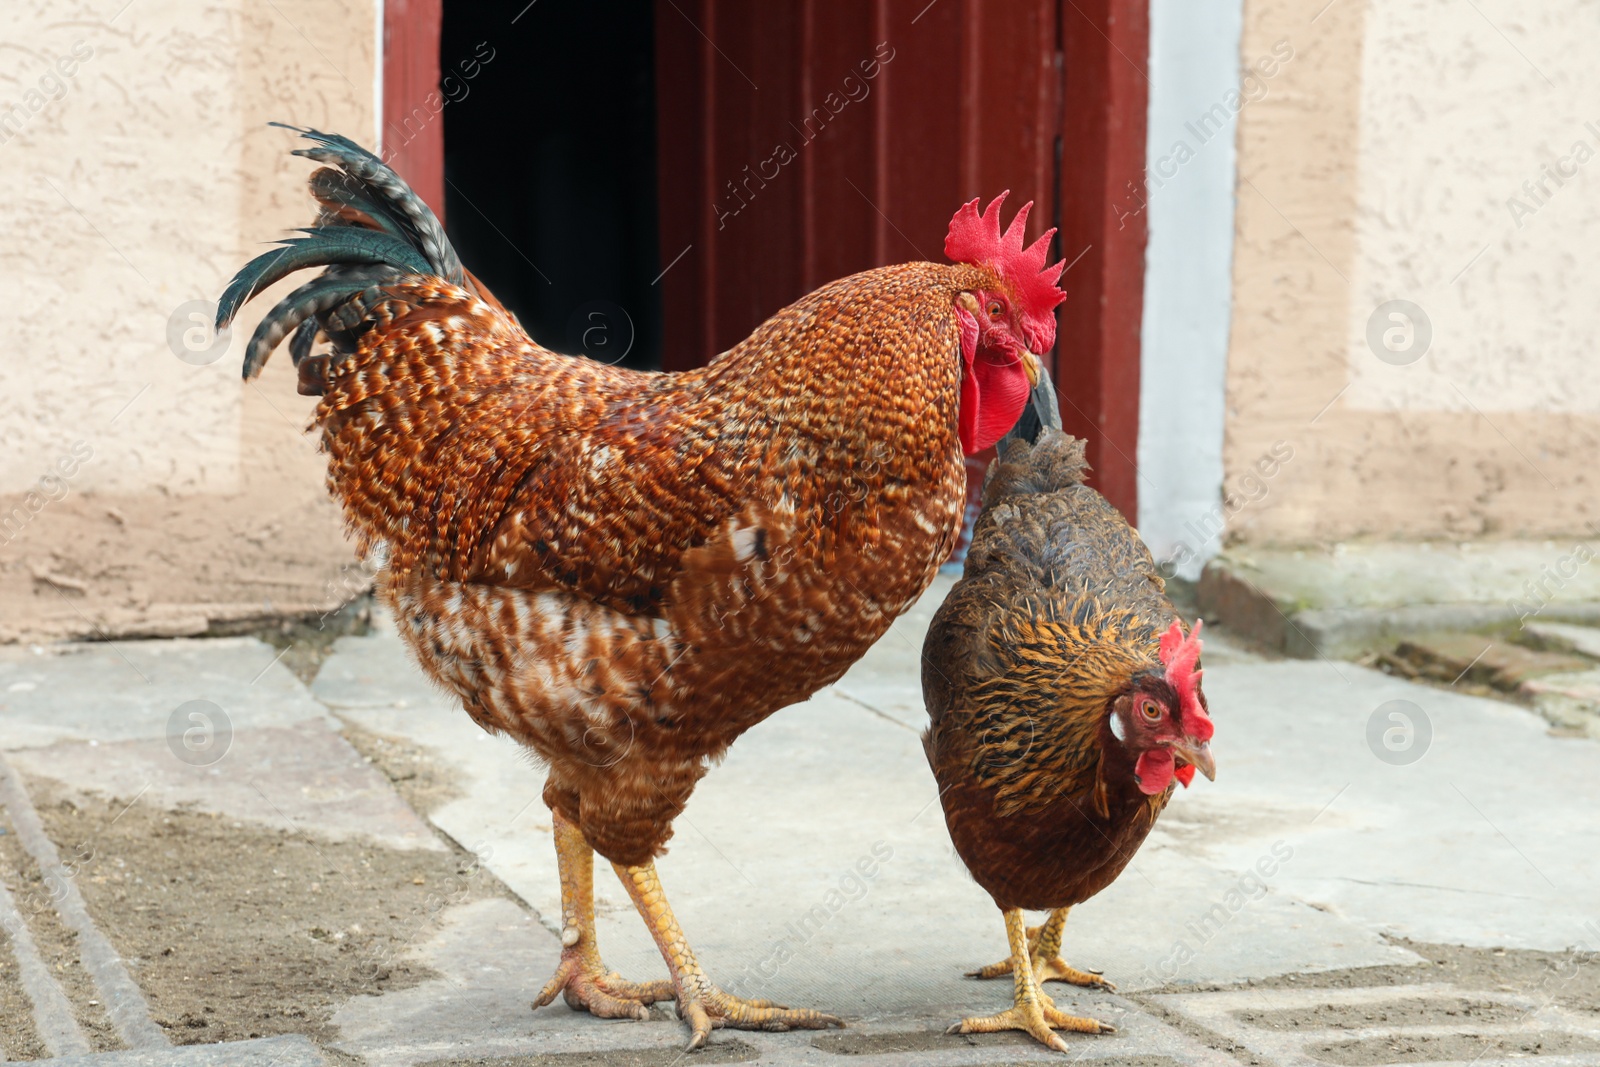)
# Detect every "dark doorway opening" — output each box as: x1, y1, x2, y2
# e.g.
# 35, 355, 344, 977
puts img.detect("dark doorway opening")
441, 0, 662, 371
